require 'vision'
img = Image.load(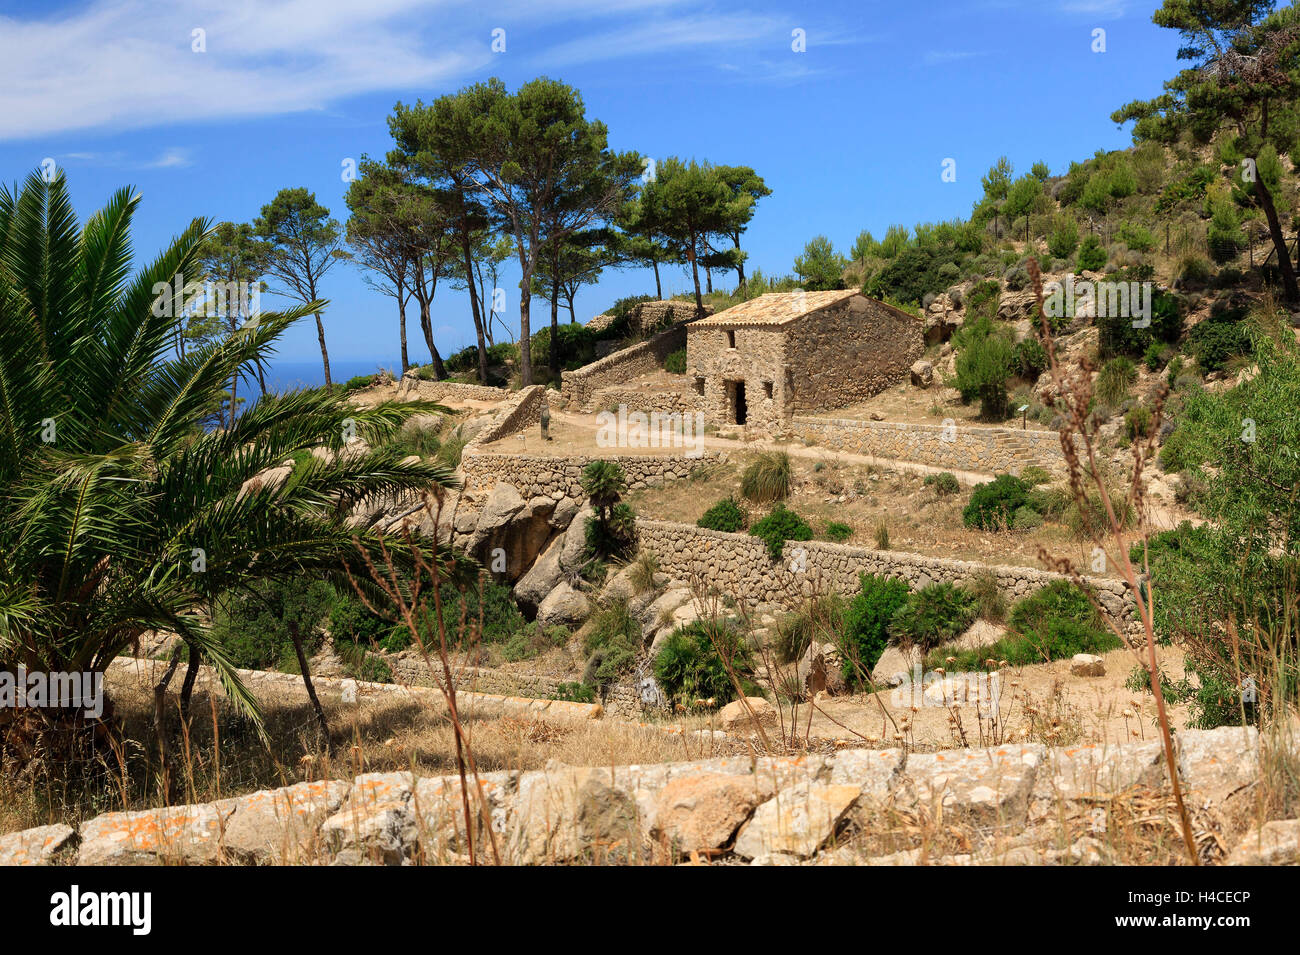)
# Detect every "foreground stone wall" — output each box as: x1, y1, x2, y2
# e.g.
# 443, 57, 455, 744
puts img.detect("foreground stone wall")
461, 452, 721, 499
791, 416, 1071, 477
561, 323, 692, 411
466, 385, 548, 448
2, 726, 1263, 865
636, 519, 1130, 620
